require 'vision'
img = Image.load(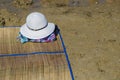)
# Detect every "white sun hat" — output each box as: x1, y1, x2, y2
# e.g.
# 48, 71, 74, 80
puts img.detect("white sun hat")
20, 12, 55, 39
